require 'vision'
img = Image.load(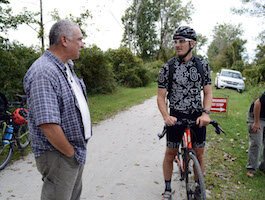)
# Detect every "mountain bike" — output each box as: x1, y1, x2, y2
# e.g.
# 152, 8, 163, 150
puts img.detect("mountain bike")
158, 120, 225, 200
0, 94, 30, 170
